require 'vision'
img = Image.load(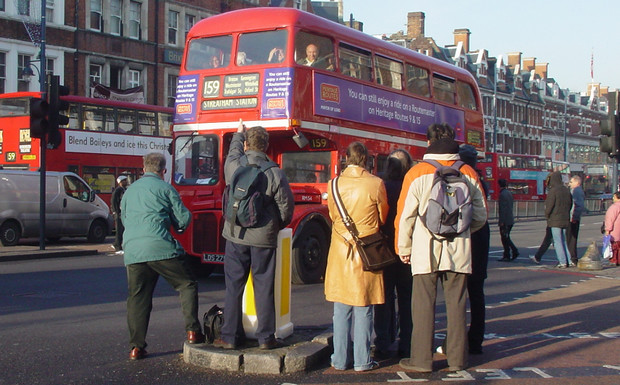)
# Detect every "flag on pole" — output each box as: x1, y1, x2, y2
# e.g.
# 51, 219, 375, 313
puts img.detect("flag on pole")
590, 52, 594, 80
